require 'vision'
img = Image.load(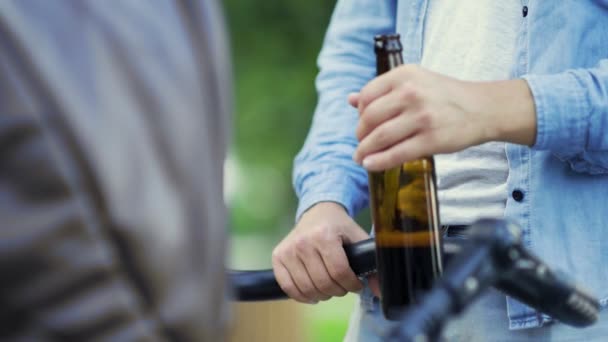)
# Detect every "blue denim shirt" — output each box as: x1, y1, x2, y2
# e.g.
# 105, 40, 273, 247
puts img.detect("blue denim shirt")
294, 0, 608, 329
